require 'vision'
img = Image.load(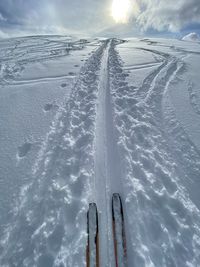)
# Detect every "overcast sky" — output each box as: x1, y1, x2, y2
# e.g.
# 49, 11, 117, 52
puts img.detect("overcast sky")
0, 0, 200, 37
